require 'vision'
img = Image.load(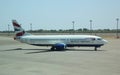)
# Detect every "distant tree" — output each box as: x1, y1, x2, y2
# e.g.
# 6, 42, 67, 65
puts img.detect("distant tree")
77, 28, 82, 31
103, 29, 110, 32
50, 30, 57, 32
59, 29, 63, 32
83, 28, 89, 32
38, 29, 43, 32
